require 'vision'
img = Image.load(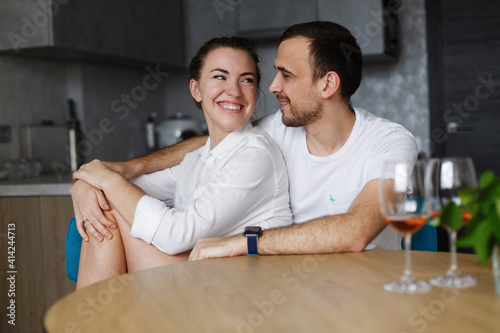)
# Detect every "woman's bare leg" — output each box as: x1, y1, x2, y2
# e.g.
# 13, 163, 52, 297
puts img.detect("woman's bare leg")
76, 209, 190, 289
112, 211, 191, 272
76, 210, 127, 290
